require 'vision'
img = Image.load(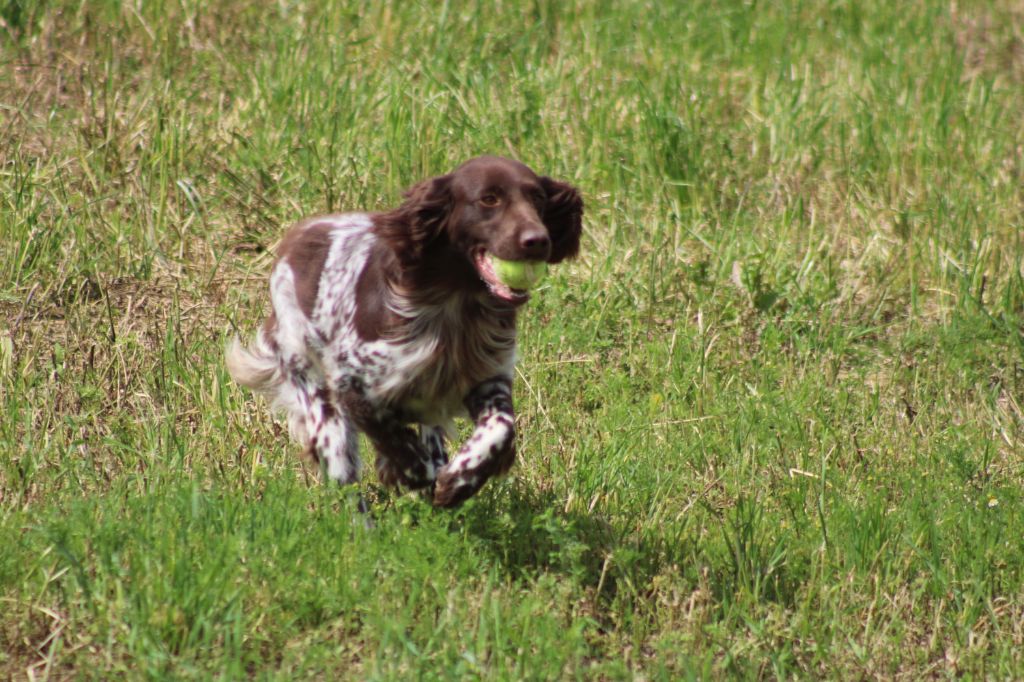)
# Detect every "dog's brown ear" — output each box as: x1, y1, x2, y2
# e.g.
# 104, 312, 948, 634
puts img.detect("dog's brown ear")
539, 176, 583, 263
375, 174, 453, 266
